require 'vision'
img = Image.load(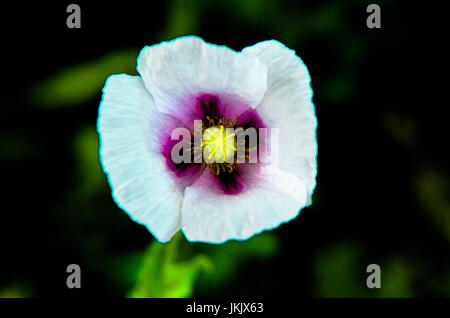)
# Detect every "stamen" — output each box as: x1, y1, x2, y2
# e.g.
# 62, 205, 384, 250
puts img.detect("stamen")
192, 97, 258, 177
